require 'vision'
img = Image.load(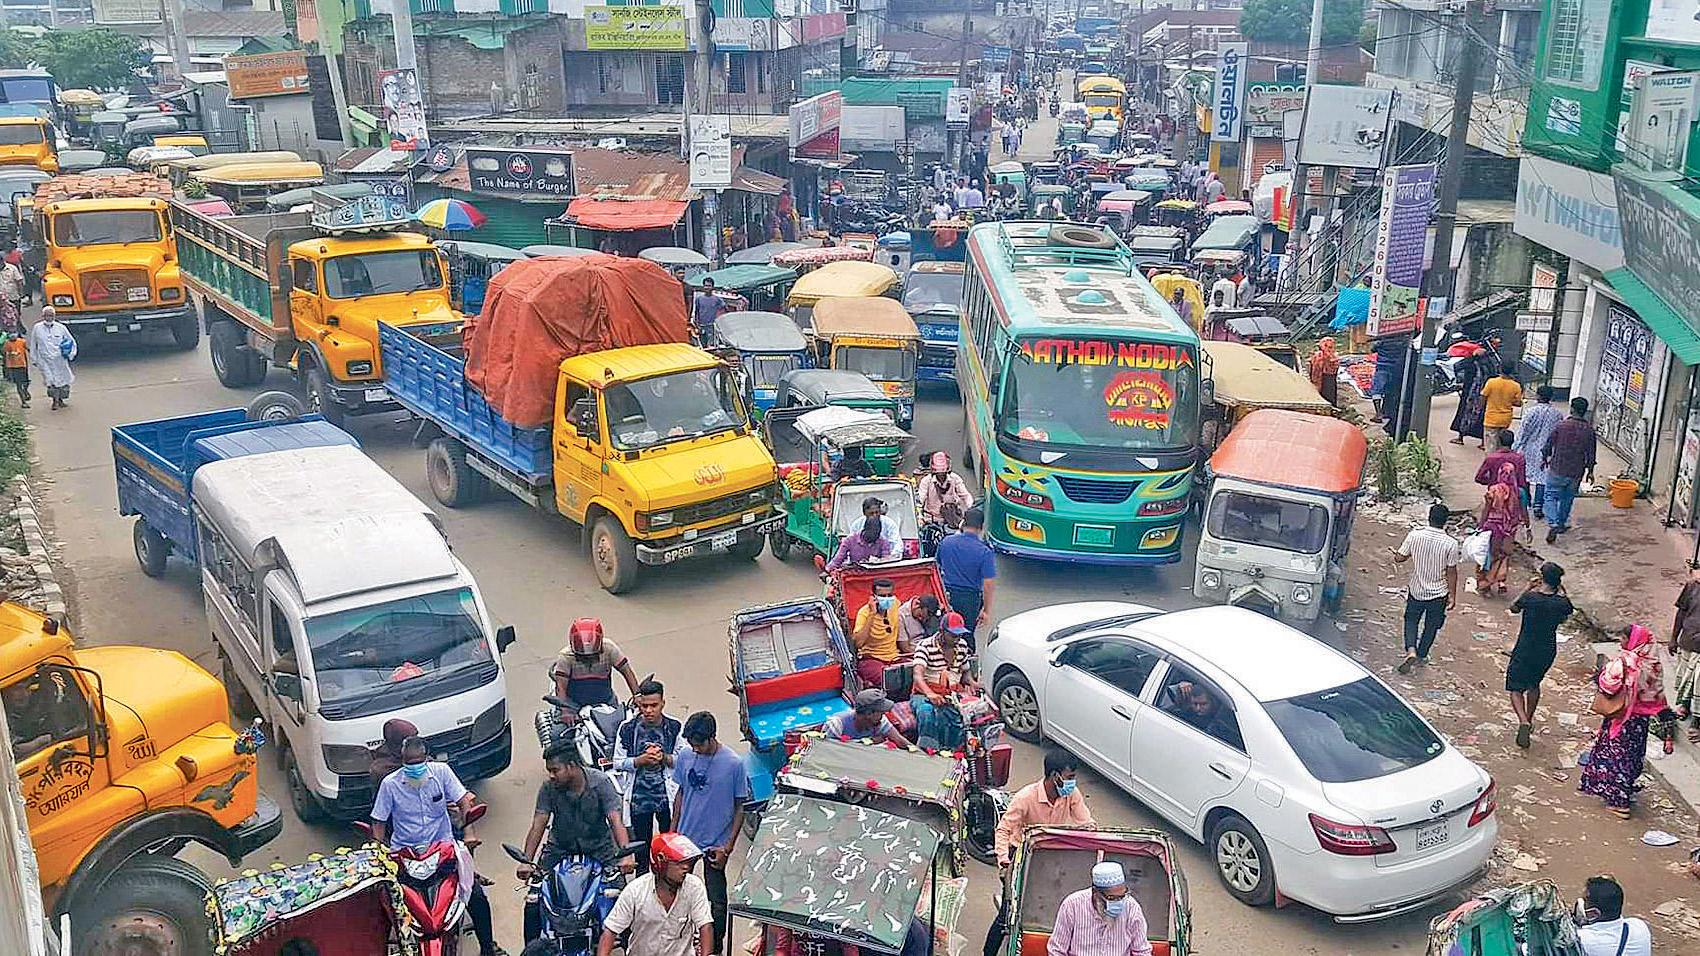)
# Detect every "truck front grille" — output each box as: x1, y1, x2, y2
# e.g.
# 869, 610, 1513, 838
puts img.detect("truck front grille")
675, 485, 773, 527
81, 269, 150, 307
